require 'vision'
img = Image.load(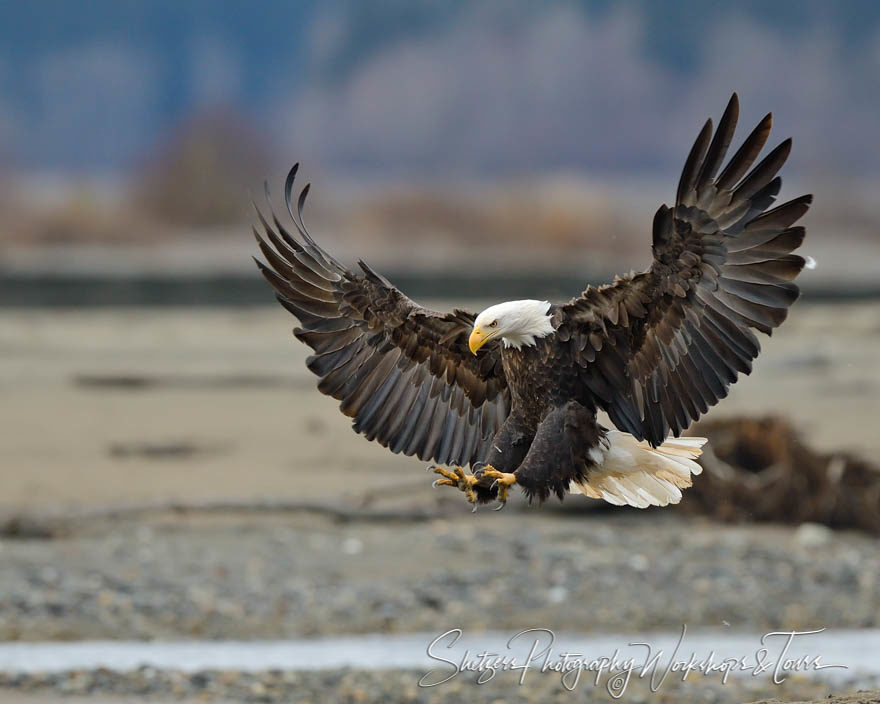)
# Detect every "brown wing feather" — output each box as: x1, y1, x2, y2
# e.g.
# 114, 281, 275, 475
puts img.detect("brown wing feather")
563, 94, 811, 446
254, 165, 509, 467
